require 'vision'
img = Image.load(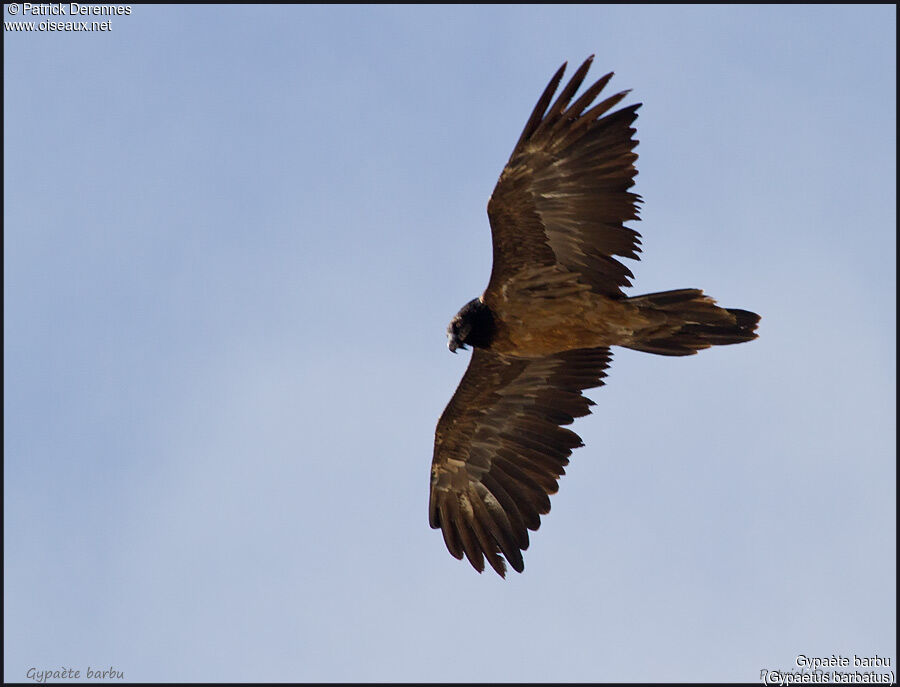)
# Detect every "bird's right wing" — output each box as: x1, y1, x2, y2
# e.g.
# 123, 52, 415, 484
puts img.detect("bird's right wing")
429, 346, 612, 576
